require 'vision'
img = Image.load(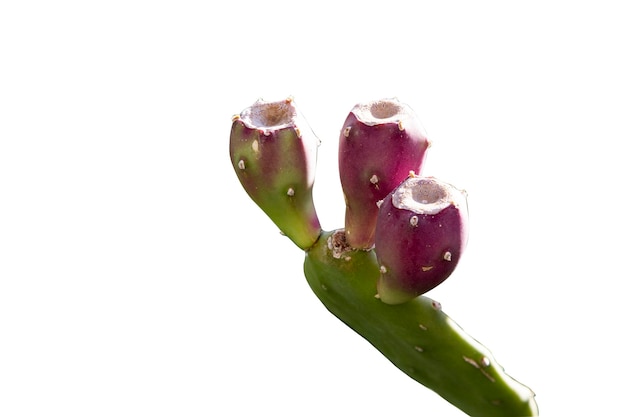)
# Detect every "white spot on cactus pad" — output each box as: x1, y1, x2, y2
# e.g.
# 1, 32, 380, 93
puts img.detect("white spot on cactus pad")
410, 215, 418, 227
414, 346, 424, 352
431, 301, 442, 310
380, 265, 387, 274
343, 126, 351, 137
462, 356, 494, 382
392, 176, 467, 215
443, 251, 452, 261
369, 174, 379, 185
398, 120, 404, 131
421, 265, 434, 272
287, 188, 295, 196
251, 139, 259, 153
237, 160, 246, 170
376, 200, 384, 208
